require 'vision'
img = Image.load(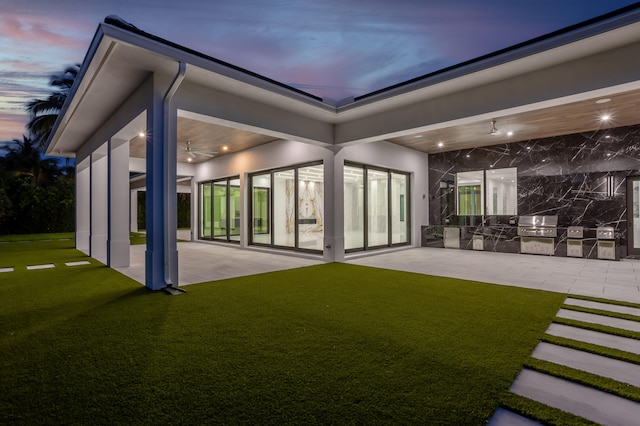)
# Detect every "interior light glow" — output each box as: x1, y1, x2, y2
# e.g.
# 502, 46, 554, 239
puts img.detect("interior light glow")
600, 114, 611, 122
507, 131, 513, 136
138, 132, 145, 138
437, 142, 444, 147
596, 98, 611, 104
222, 145, 228, 151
